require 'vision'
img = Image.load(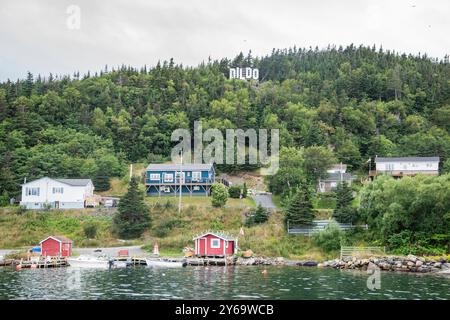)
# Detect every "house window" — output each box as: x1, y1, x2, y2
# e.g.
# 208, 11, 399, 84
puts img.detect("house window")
149, 173, 160, 181
192, 171, 201, 181
210, 239, 220, 248
175, 172, 185, 183
164, 173, 174, 182
193, 186, 200, 191
52, 187, 64, 194
26, 187, 40, 196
